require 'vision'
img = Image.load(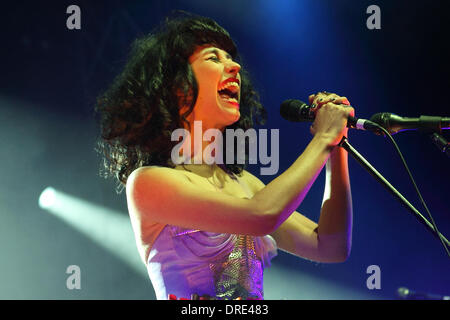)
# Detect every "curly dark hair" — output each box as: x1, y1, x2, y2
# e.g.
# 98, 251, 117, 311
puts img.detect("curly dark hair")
95, 12, 267, 193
